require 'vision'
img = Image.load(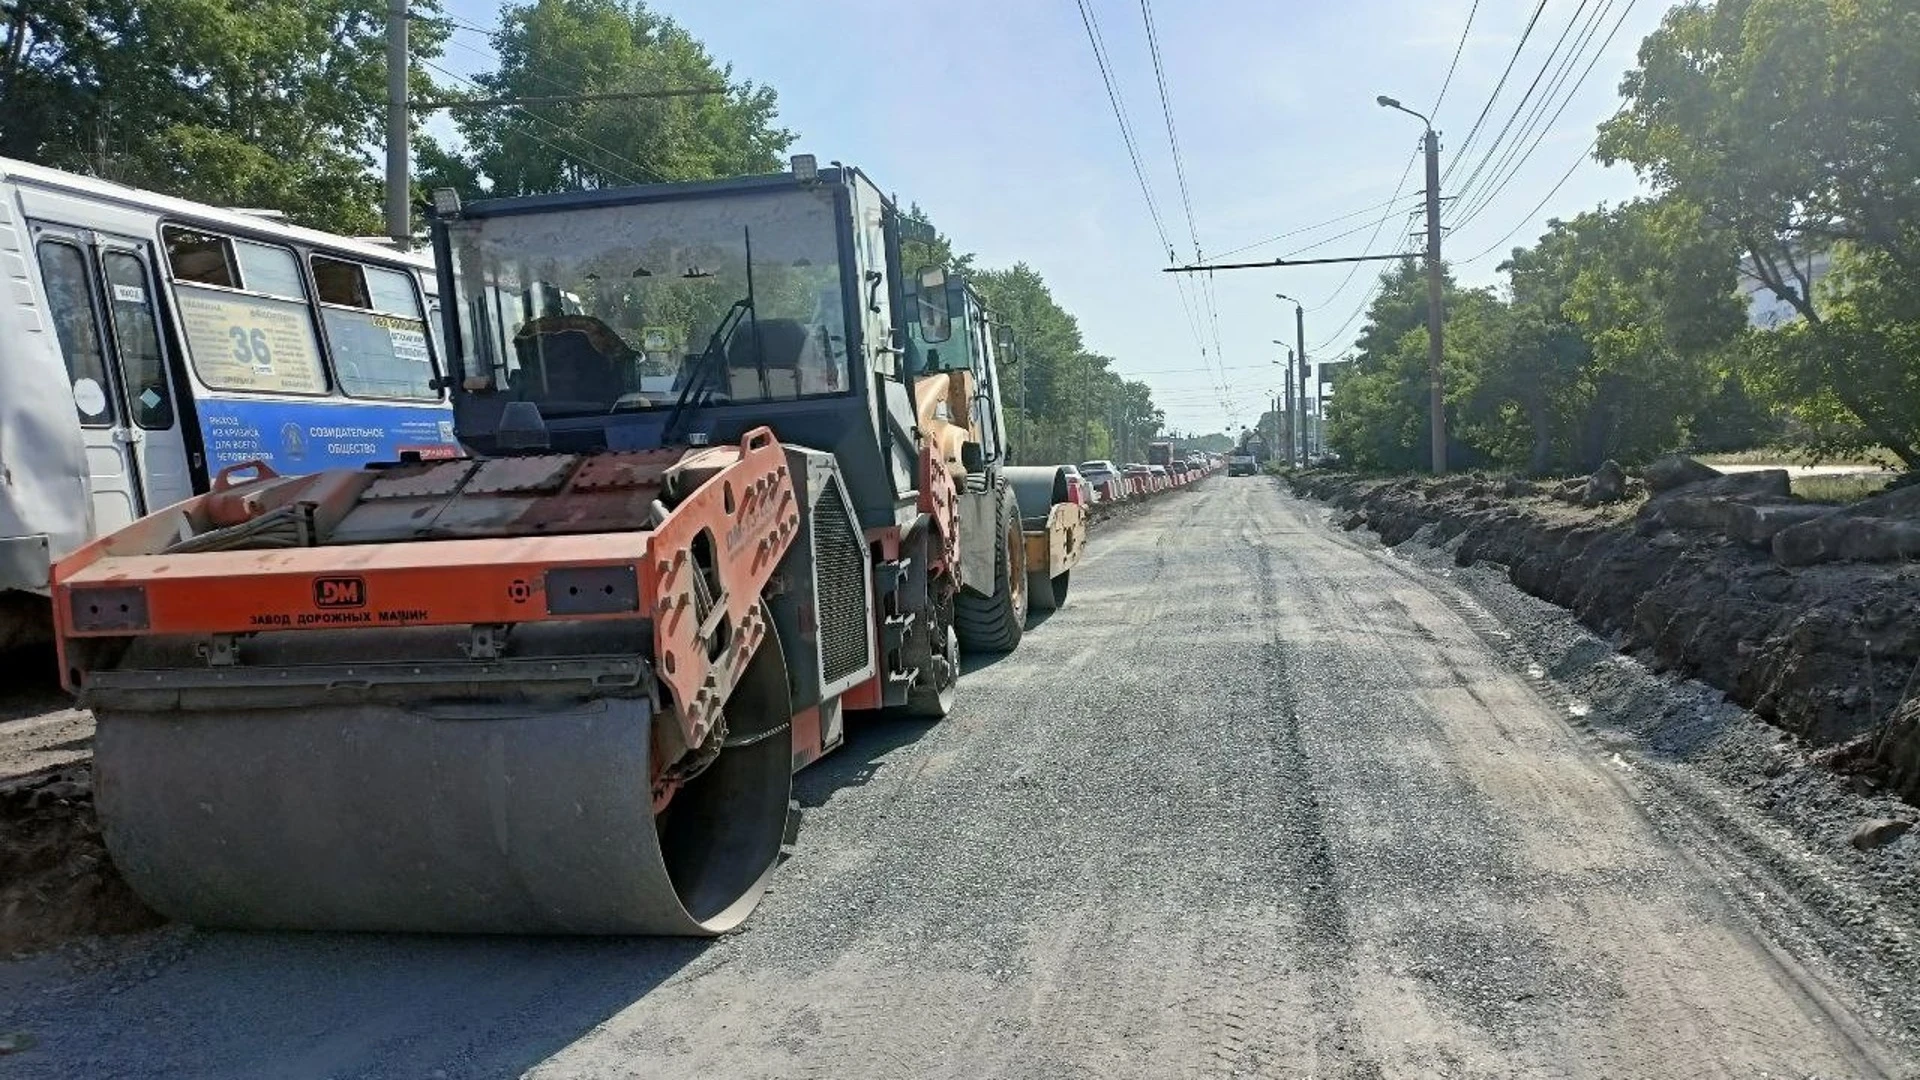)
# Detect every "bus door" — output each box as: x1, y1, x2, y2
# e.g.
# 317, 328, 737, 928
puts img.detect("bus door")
31, 225, 194, 528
